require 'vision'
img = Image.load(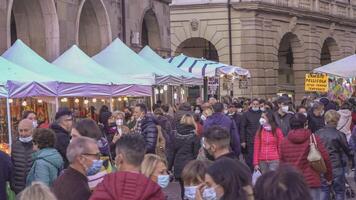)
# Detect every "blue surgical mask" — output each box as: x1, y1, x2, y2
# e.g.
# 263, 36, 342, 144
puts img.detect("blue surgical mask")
19, 135, 33, 143
157, 175, 170, 188
203, 187, 217, 200
86, 159, 103, 176
184, 186, 198, 200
